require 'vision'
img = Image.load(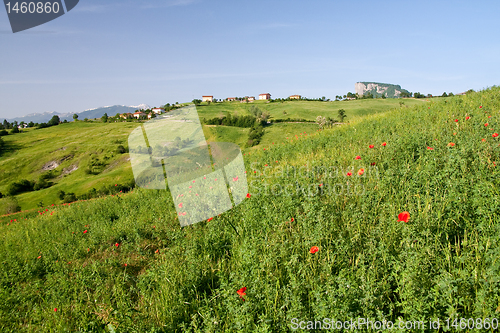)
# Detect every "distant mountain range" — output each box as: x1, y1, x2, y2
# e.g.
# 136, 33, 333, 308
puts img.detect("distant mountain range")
3, 104, 151, 124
